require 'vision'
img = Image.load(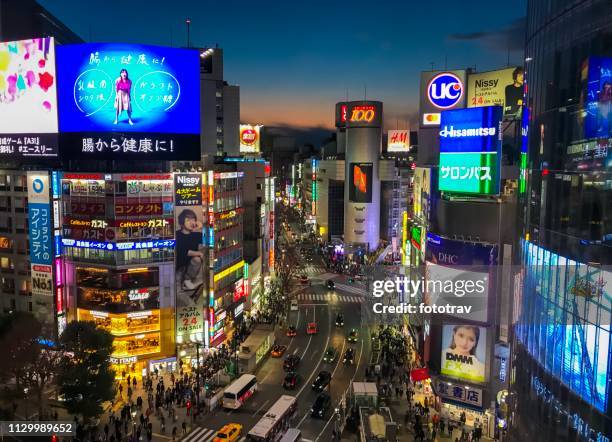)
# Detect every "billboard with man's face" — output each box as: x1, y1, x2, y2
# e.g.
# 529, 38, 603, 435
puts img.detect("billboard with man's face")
56, 43, 201, 160
0, 38, 59, 158
467, 67, 524, 119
